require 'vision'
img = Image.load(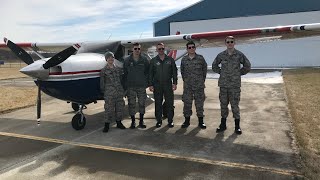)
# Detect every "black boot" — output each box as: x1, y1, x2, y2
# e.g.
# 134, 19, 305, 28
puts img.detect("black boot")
181, 117, 190, 128
198, 117, 206, 129
116, 121, 126, 129
138, 113, 146, 128
216, 118, 227, 133
130, 115, 136, 129
235, 119, 242, 135
102, 122, 110, 133
156, 120, 162, 128
168, 119, 174, 128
